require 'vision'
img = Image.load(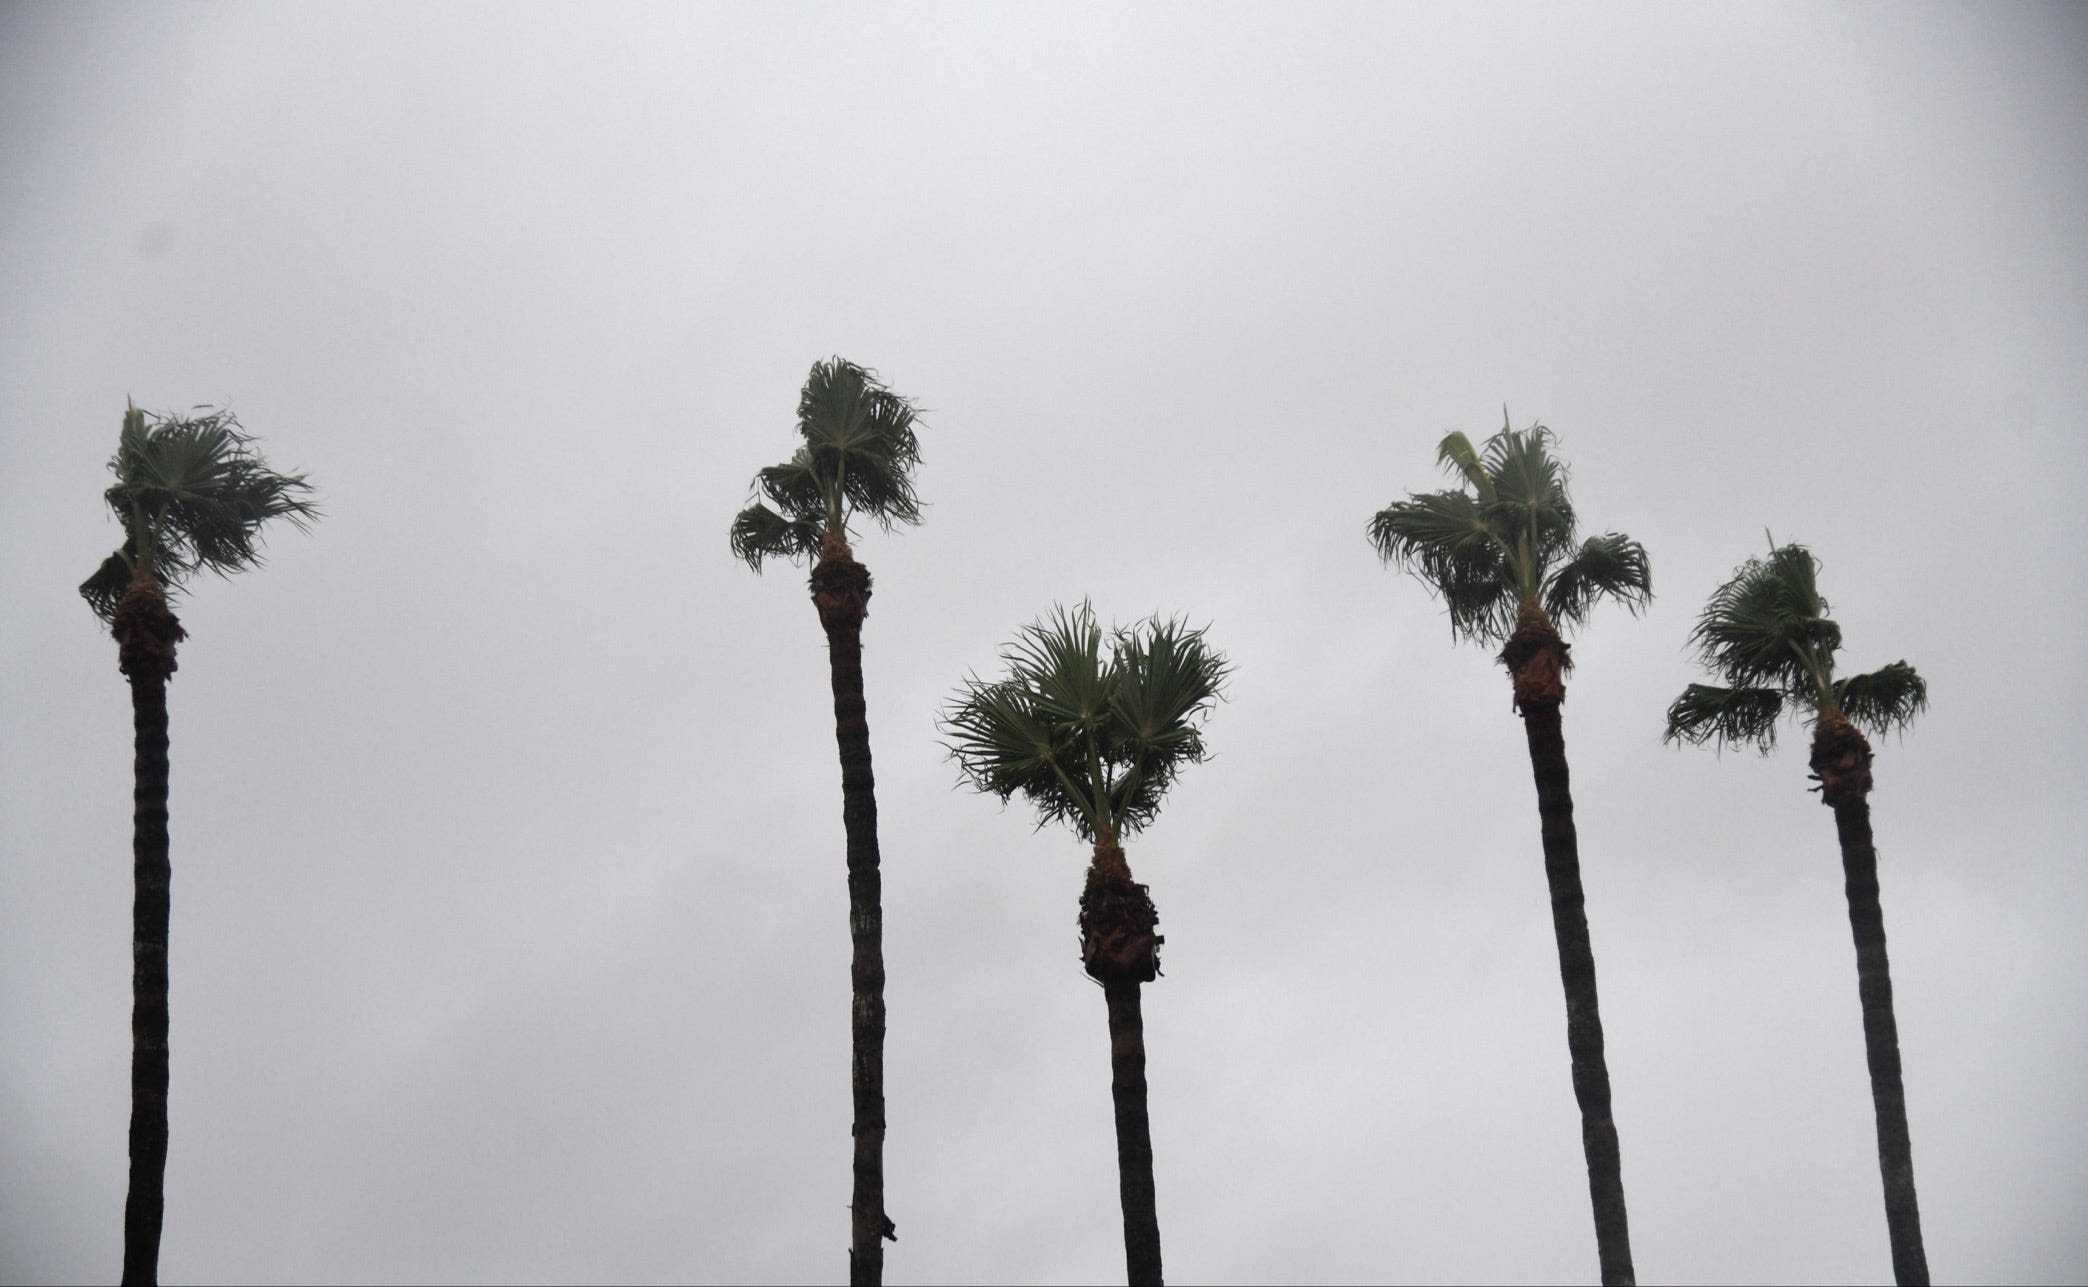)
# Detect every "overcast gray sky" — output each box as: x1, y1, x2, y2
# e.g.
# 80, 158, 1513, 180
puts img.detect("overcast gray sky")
3, 3, 2084, 1283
